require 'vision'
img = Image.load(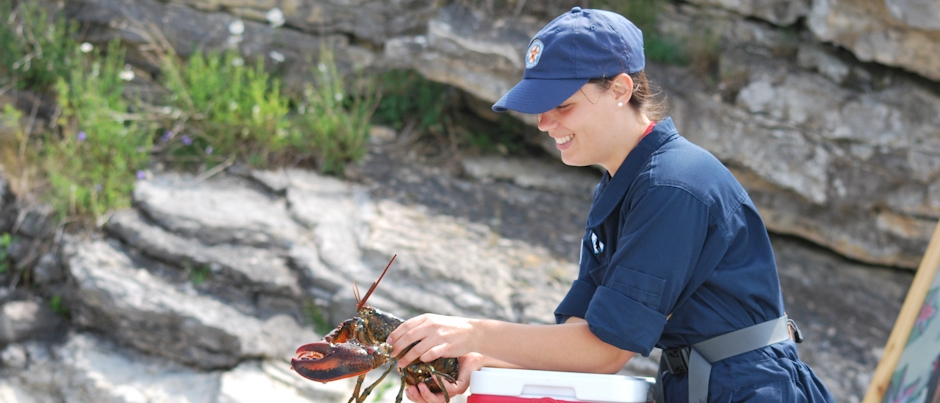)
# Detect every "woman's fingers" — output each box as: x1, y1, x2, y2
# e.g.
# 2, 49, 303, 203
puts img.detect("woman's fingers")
397, 344, 425, 370
412, 378, 465, 403
389, 314, 477, 372
418, 341, 448, 363
403, 353, 484, 403
416, 381, 447, 403
403, 382, 442, 403
448, 368, 471, 396
390, 315, 446, 369
397, 336, 441, 370
388, 314, 428, 354
404, 385, 425, 403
